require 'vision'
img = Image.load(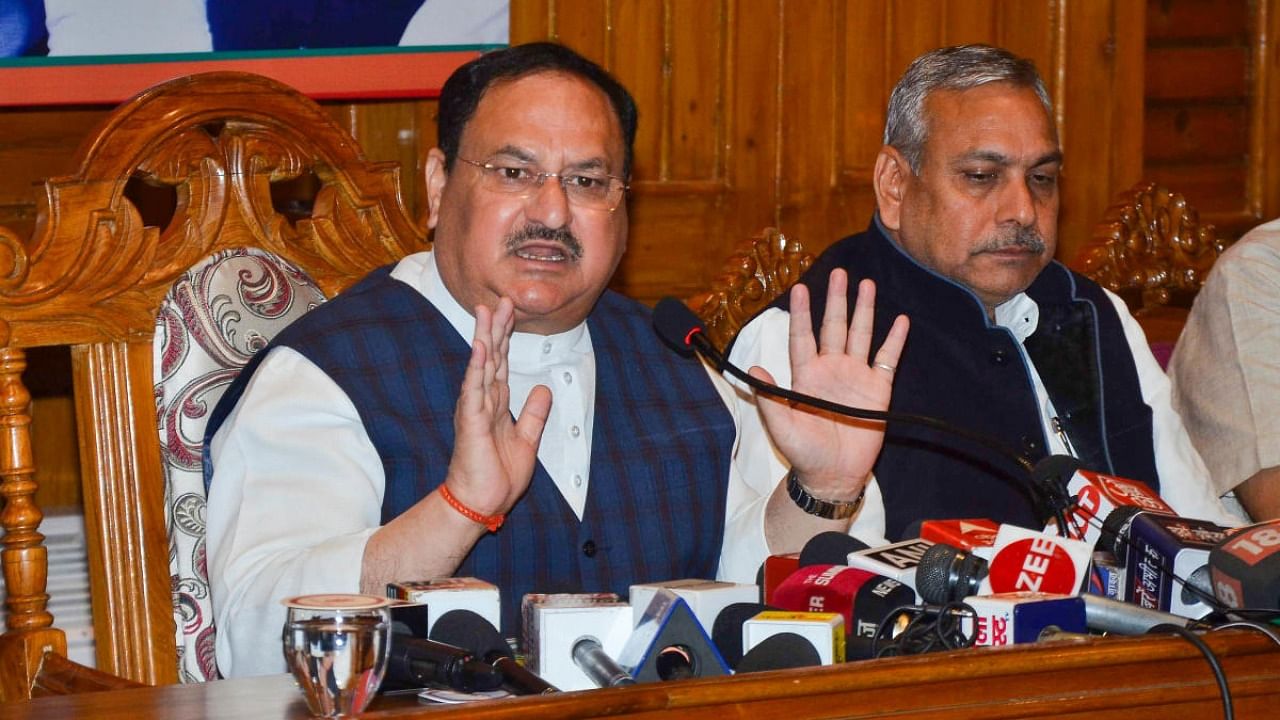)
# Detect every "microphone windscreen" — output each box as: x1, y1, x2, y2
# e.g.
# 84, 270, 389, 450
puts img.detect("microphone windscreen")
799, 531, 870, 568
711, 602, 775, 669
429, 609, 511, 660
653, 297, 703, 355
736, 632, 821, 673
915, 543, 987, 605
